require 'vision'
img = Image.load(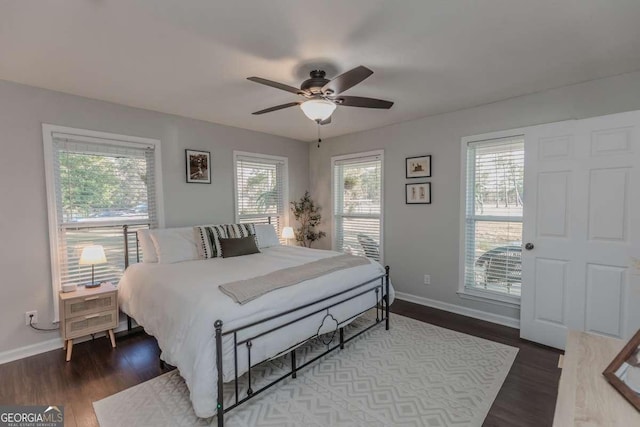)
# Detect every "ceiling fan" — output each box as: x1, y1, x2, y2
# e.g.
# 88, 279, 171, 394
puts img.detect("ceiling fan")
247, 66, 394, 124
